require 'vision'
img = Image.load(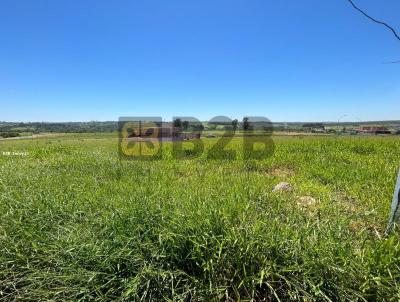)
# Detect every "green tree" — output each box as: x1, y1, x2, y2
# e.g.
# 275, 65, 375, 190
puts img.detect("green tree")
182, 121, 189, 131
242, 117, 250, 131
173, 118, 182, 129
232, 119, 238, 131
